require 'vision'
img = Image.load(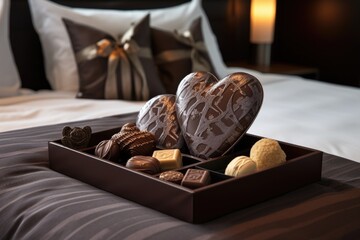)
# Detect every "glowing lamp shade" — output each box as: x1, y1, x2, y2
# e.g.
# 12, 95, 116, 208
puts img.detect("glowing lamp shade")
250, 0, 276, 44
